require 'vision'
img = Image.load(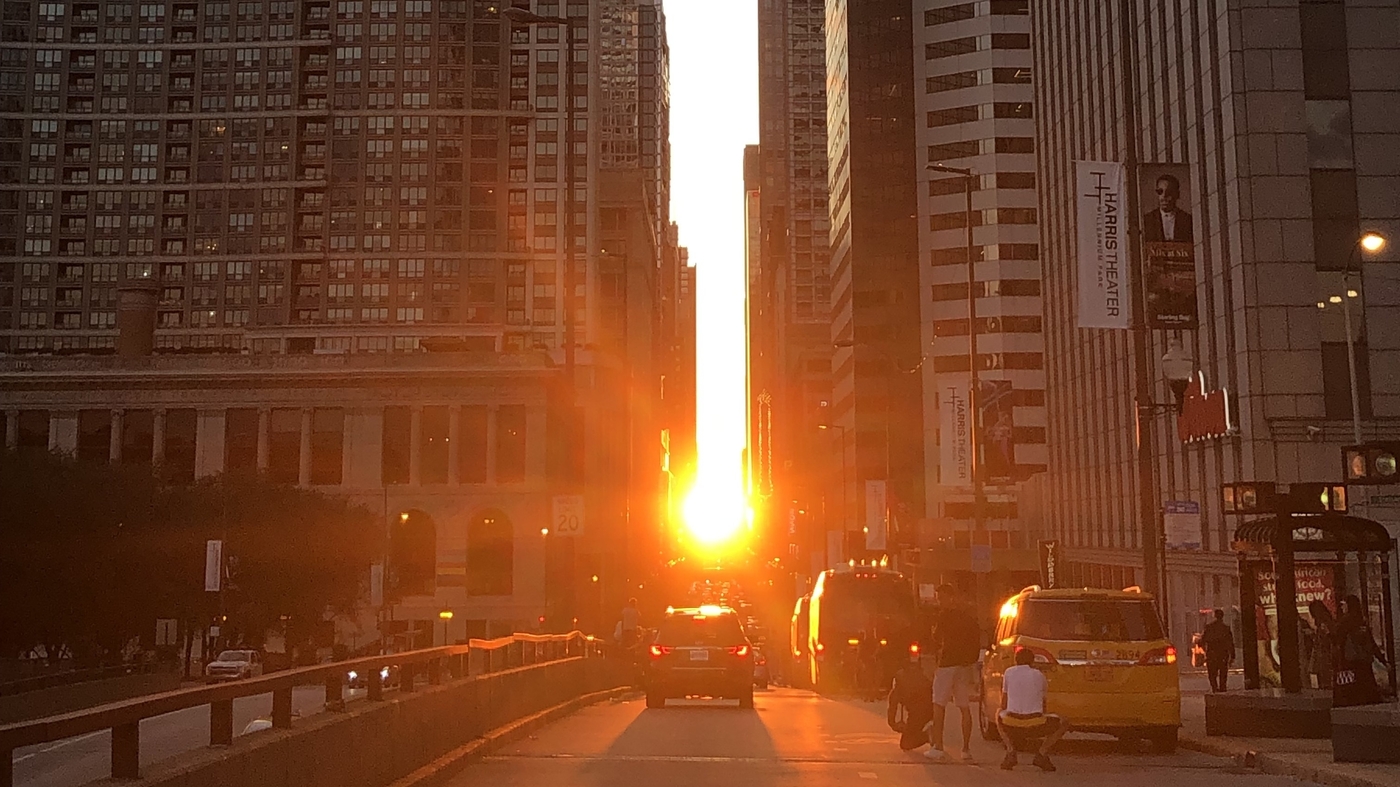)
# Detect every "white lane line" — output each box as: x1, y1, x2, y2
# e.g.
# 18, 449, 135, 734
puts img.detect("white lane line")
858, 773, 877, 780
15, 731, 106, 762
